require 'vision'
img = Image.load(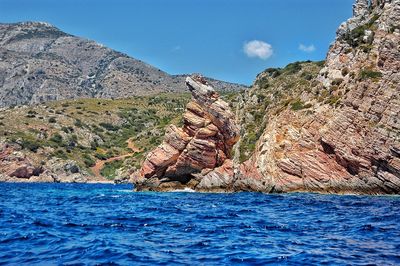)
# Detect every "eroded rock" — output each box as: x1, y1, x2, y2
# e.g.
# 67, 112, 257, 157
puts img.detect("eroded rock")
133, 75, 240, 191
235, 0, 400, 195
